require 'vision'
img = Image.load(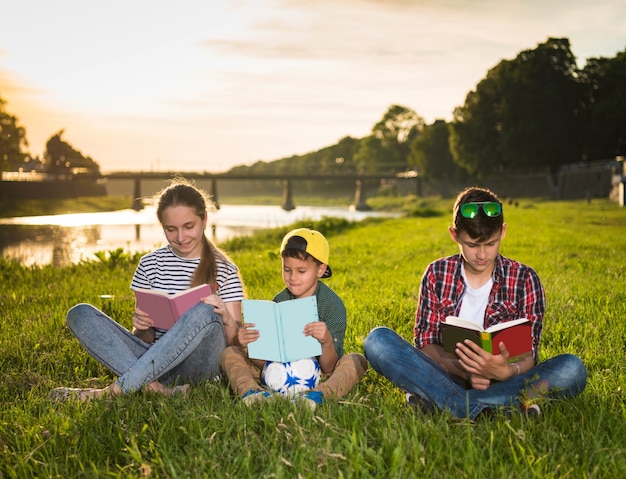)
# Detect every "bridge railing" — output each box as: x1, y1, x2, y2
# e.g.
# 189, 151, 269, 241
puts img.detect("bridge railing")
101, 171, 420, 211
